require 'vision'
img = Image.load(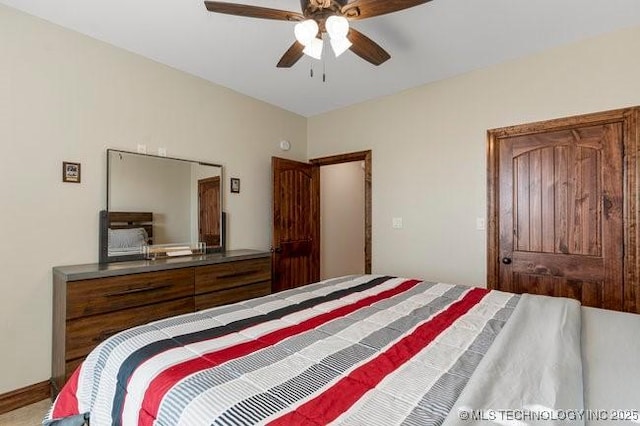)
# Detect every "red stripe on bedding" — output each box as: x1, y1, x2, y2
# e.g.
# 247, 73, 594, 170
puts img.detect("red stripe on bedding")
137, 279, 422, 426
52, 365, 81, 419
267, 287, 489, 426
